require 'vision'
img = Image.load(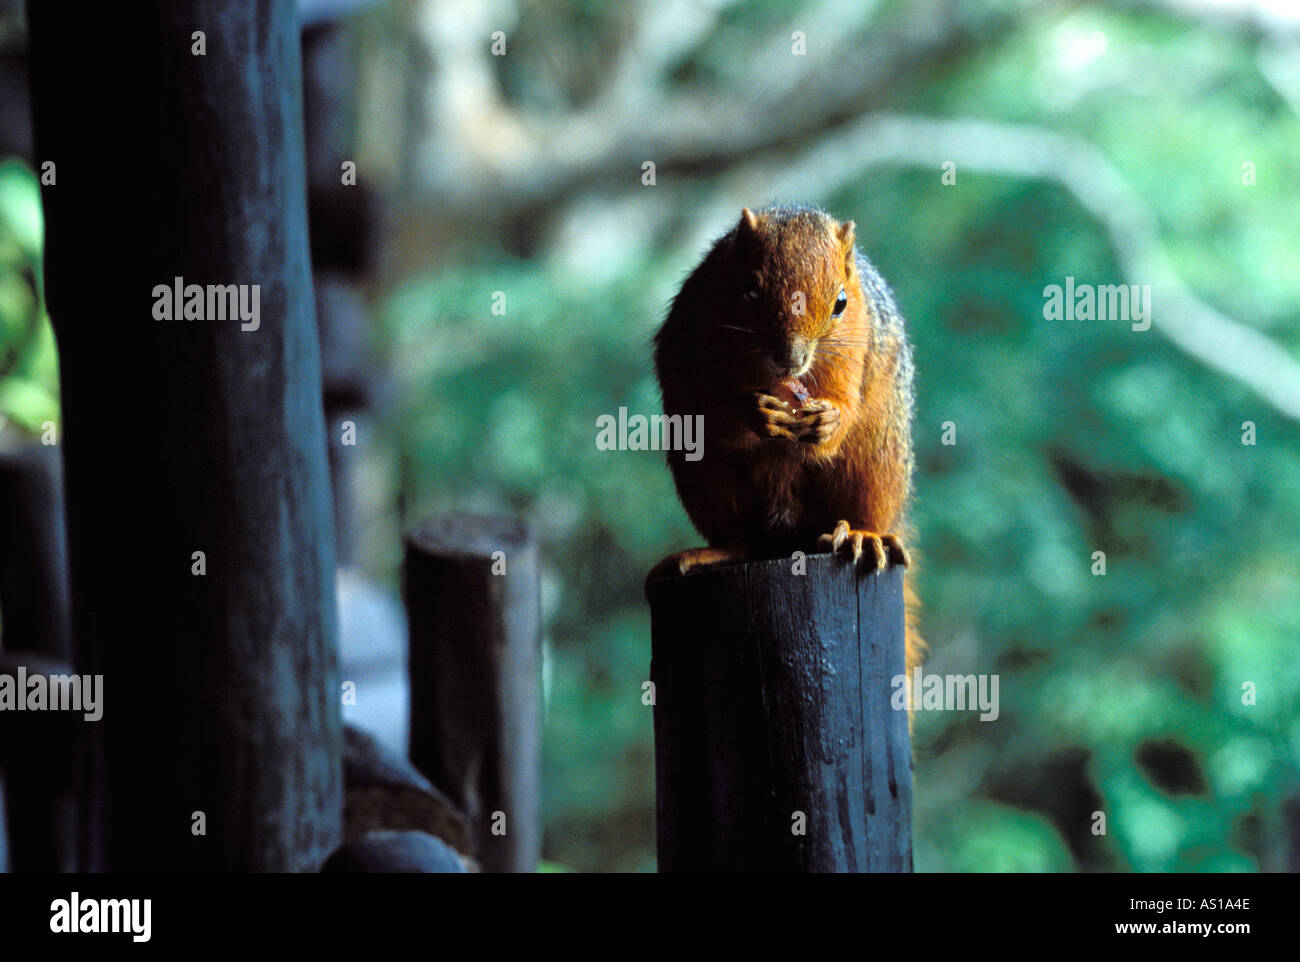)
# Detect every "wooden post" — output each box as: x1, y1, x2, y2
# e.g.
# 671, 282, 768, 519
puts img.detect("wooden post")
0, 446, 70, 661
322, 831, 468, 873
404, 515, 541, 873
0, 651, 78, 873
26, 0, 342, 871
341, 723, 472, 861
0, 446, 75, 870
648, 555, 912, 872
